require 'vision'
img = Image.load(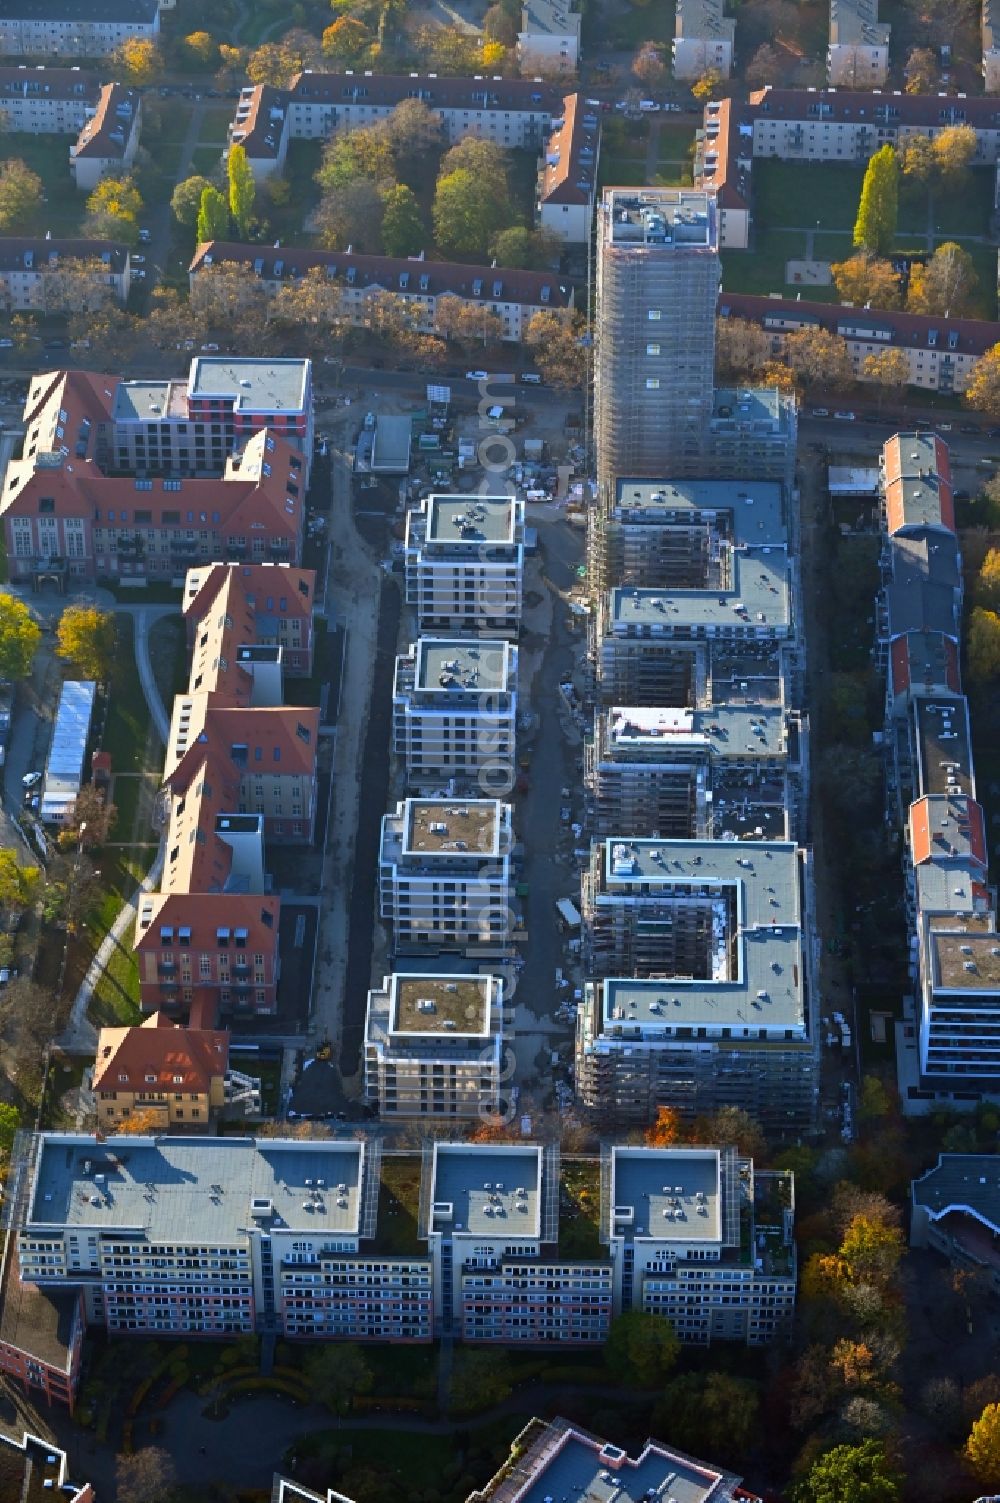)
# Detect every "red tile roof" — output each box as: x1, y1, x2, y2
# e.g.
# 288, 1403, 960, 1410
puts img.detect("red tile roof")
882, 433, 955, 536
92, 1012, 228, 1094
134, 892, 280, 957
697, 98, 753, 211
72, 81, 139, 159
910, 794, 987, 870
538, 92, 600, 207
748, 83, 1000, 132
183, 562, 316, 630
